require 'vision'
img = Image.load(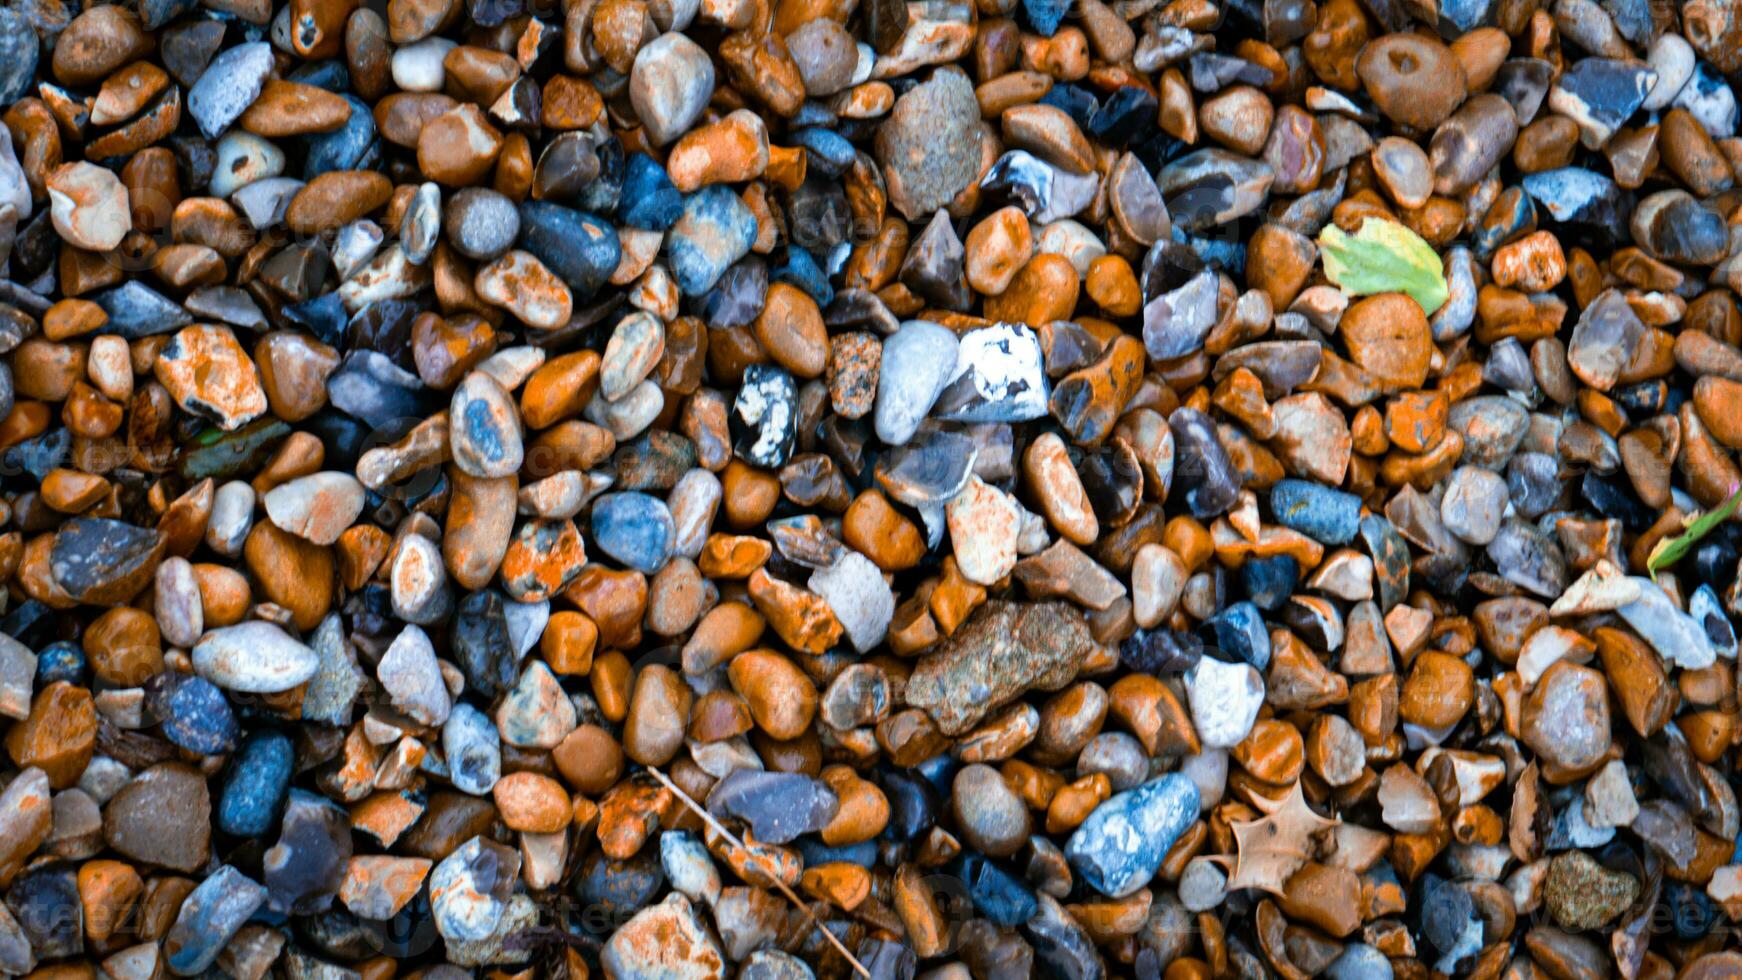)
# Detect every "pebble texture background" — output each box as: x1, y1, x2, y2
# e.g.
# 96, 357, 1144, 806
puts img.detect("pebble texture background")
0, 0, 1741, 977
